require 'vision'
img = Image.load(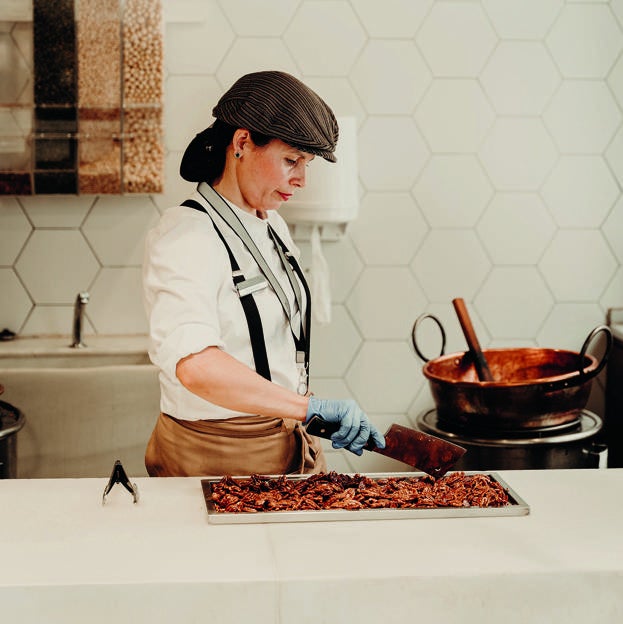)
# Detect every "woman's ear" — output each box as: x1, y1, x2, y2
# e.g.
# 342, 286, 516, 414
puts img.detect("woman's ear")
232, 128, 252, 157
